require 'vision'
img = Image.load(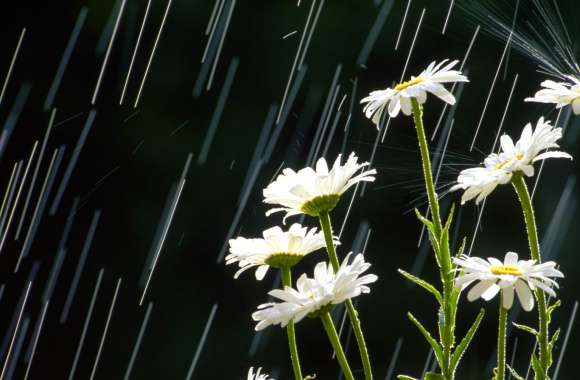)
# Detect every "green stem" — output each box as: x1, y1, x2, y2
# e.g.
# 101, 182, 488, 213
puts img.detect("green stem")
511, 174, 549, 379
321, 312, 355, 380
281, 267, 303, 380
410, 98, 455, 379
319, 211, 373, 380
410, 98, 443, 236
496, 299, 508, 380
